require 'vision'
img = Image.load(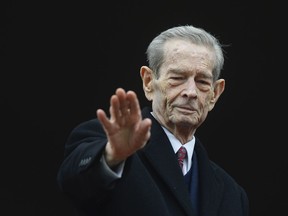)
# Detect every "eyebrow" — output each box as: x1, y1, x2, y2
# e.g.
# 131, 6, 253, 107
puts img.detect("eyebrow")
168, 68, 213, 79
